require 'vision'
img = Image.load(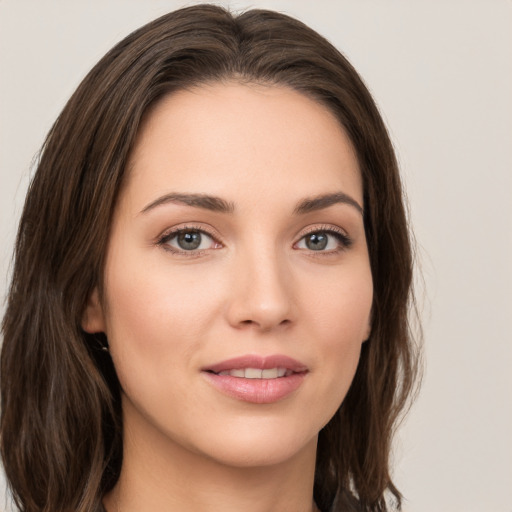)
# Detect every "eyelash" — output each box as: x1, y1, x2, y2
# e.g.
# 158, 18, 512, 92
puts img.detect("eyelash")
156, 224, 219, 256
156, 224, 352, 256
298, 225, 353, 254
